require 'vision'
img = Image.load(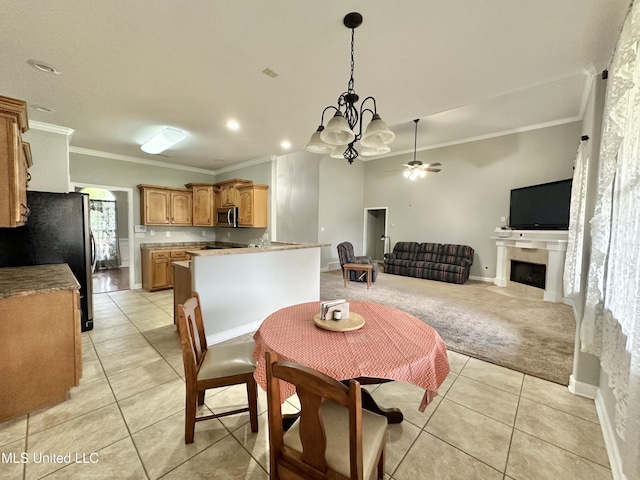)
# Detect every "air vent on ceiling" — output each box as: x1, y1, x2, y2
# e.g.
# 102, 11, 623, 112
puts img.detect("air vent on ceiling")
262, 68, 278, 78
